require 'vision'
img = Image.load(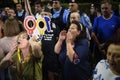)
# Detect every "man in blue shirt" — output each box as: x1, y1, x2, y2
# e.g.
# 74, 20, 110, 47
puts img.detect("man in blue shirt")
91, 1, 120, 64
